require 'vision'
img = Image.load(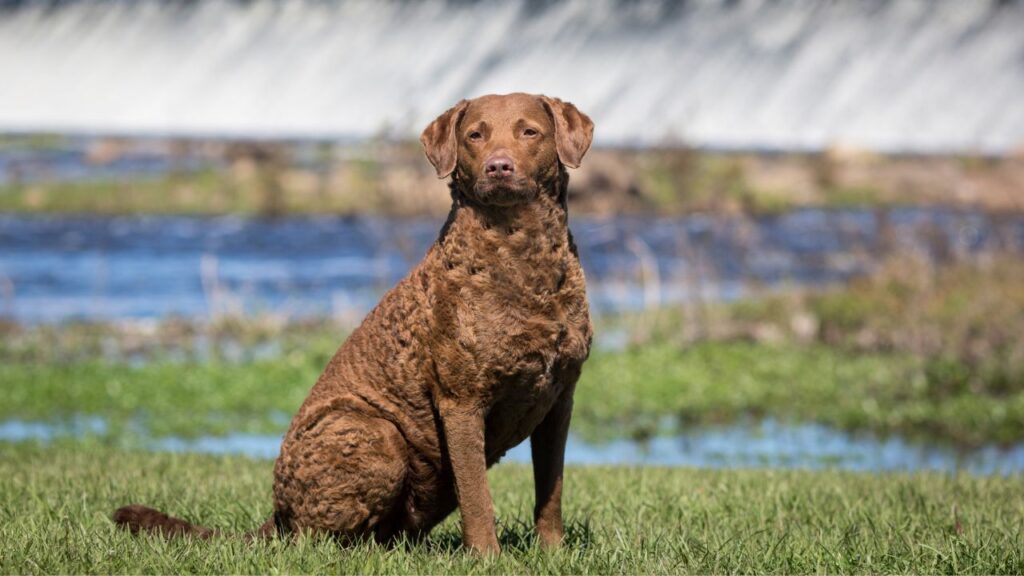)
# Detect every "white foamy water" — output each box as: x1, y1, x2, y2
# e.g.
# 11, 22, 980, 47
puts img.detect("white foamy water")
1, 0, 1023, 152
